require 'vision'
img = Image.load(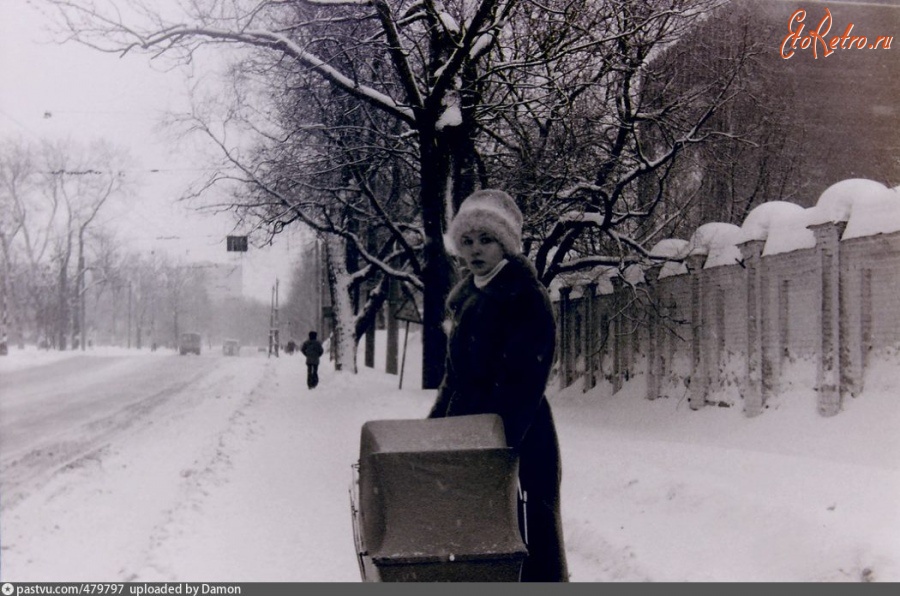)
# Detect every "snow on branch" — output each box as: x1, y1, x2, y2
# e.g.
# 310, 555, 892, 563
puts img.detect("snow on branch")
44, 1, 417, 124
